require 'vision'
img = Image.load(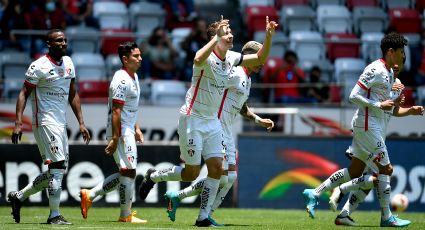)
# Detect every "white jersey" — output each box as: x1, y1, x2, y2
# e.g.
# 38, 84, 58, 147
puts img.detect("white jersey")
218, 66, 251, 136
24, 55, 75, 127
107, 69, 140, 136
180, 50, 242, 119
351, 59, 395, 131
